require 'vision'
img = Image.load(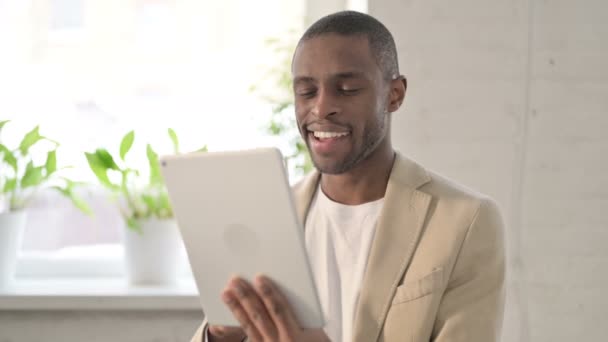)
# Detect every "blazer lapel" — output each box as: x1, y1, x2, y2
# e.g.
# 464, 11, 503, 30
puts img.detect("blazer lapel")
291, 154, 432, 342
293, 170, 320, 227
352, 154, 432, 342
